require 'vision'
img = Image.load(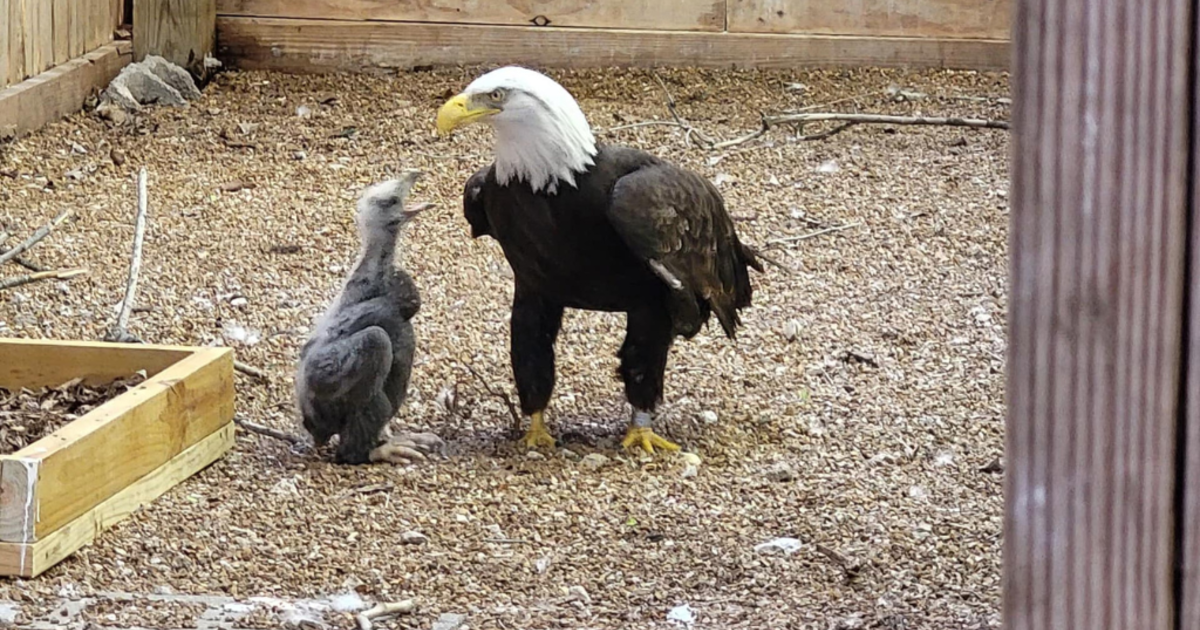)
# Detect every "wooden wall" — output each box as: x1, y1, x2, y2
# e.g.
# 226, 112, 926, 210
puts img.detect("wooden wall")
216, 0, 1012, 73
1, 0, 125, 90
